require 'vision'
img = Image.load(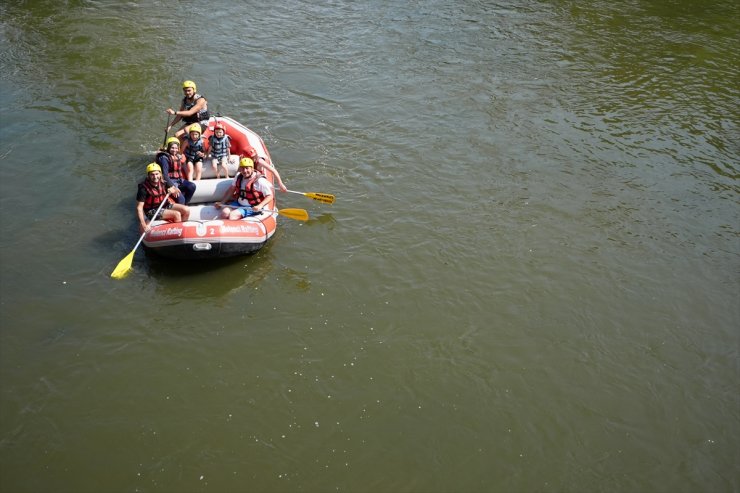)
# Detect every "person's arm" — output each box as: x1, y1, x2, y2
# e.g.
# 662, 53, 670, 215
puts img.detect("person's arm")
166, 102, 186, 131
253, 193, 273, 211
258, 157, 287, 192
158, 155, 171, 181
214, 184, 236, 208
164, 180, 180, 199
181, 141, 193, 178
252, 179, 274, 211
136, 195, 149, 233
169, 97, 206, 120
